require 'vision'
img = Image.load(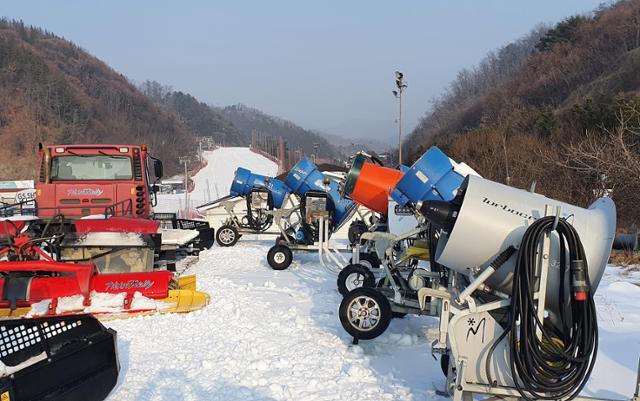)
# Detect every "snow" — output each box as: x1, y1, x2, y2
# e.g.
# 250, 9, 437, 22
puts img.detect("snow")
72, 232, 146, 246
155, 147, 278, 214
104, 243, 640, 401
102, 147, 639, 400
